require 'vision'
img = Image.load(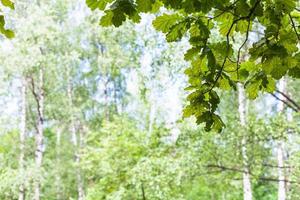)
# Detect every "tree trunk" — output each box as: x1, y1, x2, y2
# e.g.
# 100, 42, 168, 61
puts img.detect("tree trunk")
277, 78, 286, 200
67, 68, 85, 200
34, 68, 45, 200
147, 101, 156, 139
277, 141, 286, 200
77, 129, 85, 200
18, 77, 26, 200
104, 79, 110, 121
238, 83, 252, 200
286, 98, 293, 195
55, 128, 62, 200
